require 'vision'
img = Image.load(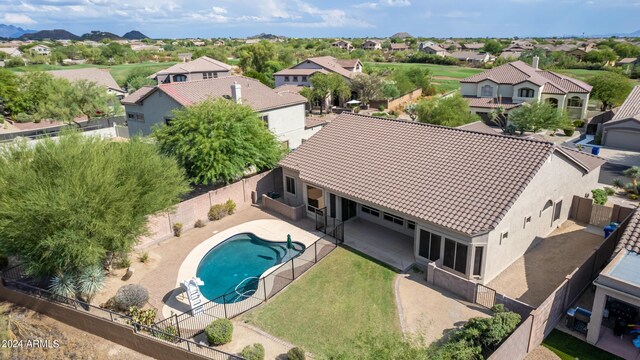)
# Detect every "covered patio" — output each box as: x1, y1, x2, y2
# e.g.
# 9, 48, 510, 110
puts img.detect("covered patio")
343, 218, 415, 271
